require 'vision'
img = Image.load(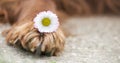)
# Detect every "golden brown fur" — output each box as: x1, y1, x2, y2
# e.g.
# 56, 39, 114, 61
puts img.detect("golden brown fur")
54, 0, 120, 15
0, 0, 120, 56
